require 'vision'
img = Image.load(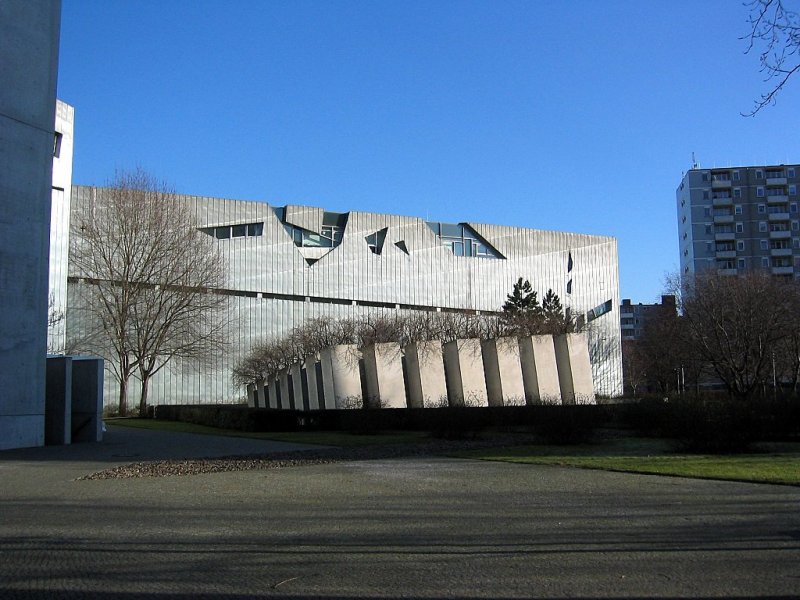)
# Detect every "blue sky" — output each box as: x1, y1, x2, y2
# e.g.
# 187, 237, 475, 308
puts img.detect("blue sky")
57, 0, 800, 302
